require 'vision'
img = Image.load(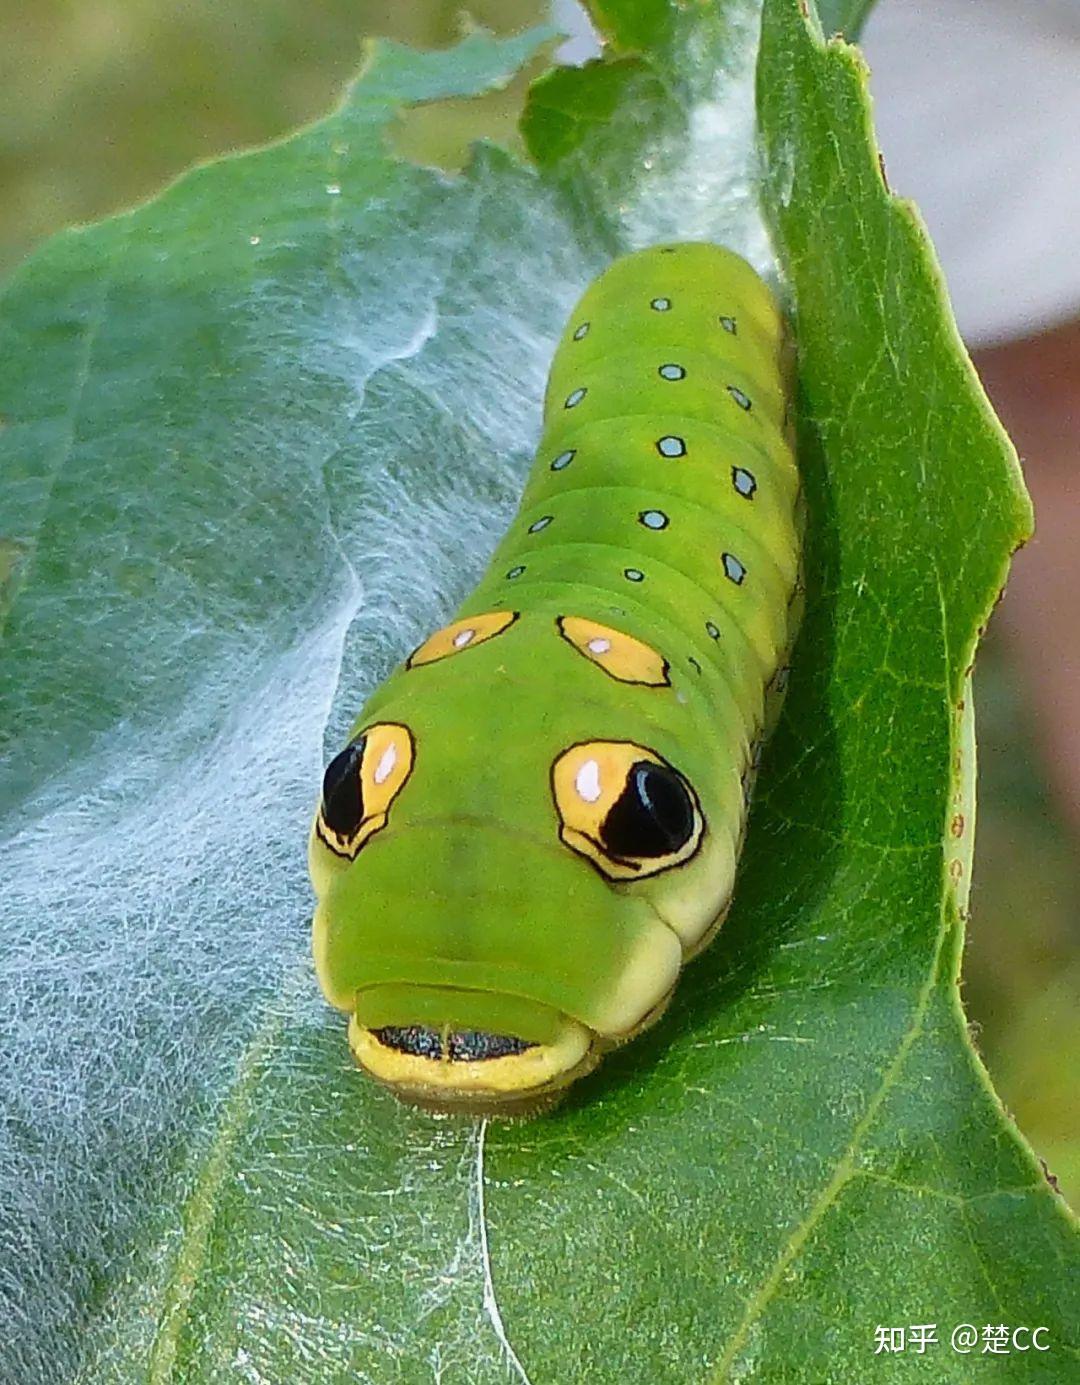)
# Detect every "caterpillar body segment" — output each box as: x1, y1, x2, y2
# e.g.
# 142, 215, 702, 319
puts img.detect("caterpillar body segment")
309, 243, 801, 1114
